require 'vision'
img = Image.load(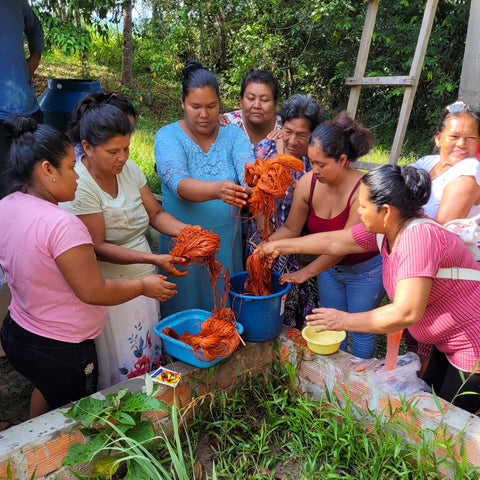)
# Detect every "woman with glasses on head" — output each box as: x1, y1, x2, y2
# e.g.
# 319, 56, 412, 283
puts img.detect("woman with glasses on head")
407, 102, 480, 374
412, 101, 480, 224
